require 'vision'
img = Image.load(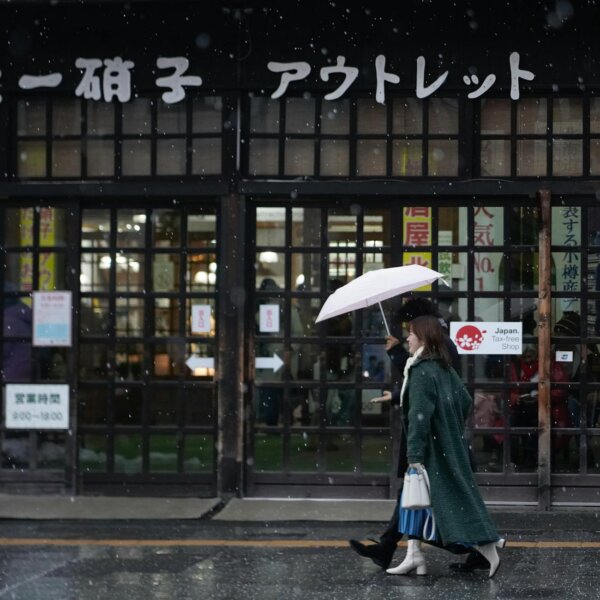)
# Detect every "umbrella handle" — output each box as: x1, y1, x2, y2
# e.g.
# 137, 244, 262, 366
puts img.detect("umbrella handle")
378, 302, 391, 337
